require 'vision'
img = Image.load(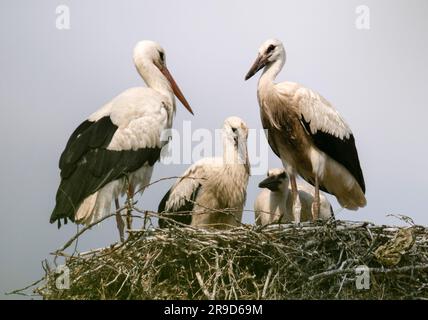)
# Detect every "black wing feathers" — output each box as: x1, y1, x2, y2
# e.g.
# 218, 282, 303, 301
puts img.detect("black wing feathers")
300, 118, 365, 193
158, 185, 201, 228
51, 116, 161, 224
59, 117, 117, 178
62, 120, 93, 152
